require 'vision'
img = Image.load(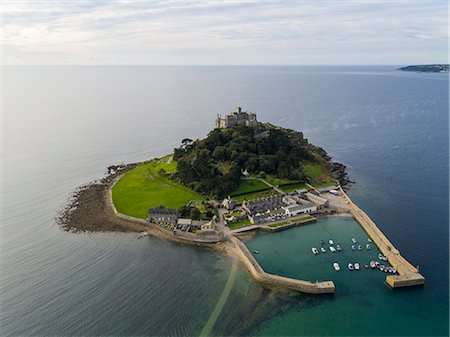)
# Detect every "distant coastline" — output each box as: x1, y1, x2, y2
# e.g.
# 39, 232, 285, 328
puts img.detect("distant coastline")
398, 64, 449, 73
